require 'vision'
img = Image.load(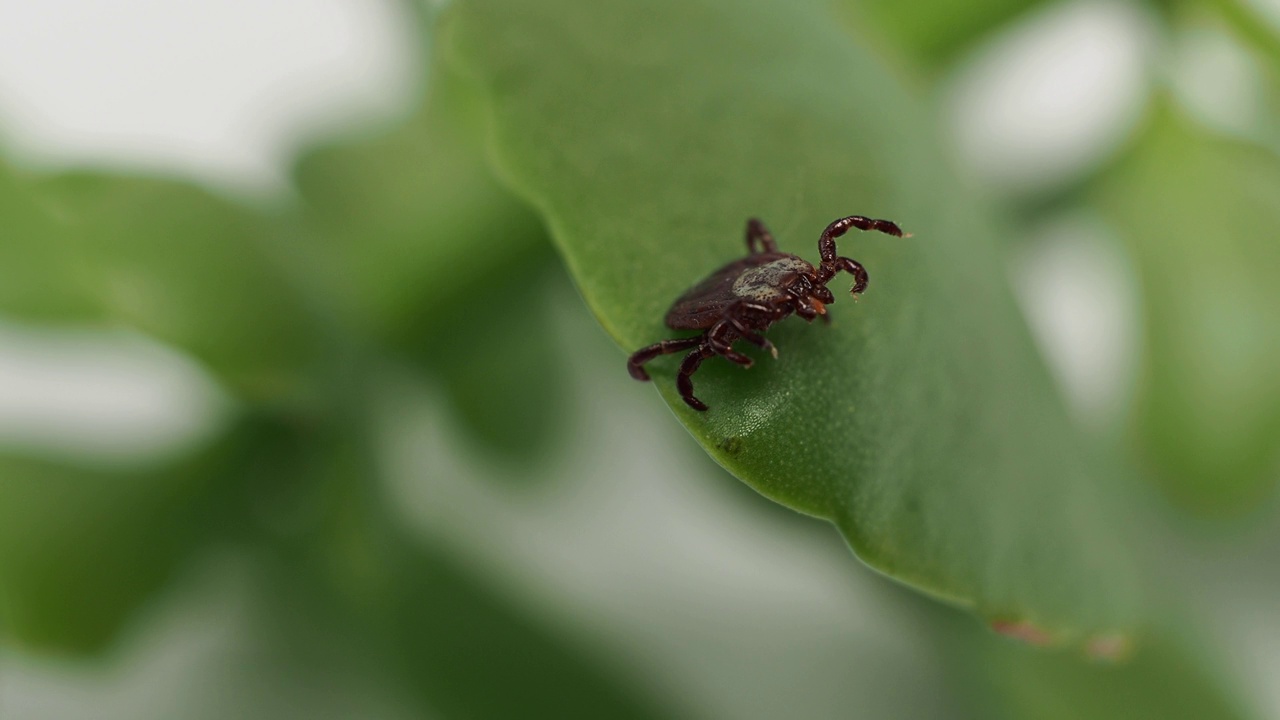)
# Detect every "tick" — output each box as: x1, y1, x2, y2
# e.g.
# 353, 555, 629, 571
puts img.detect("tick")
627, 215, 907, 411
